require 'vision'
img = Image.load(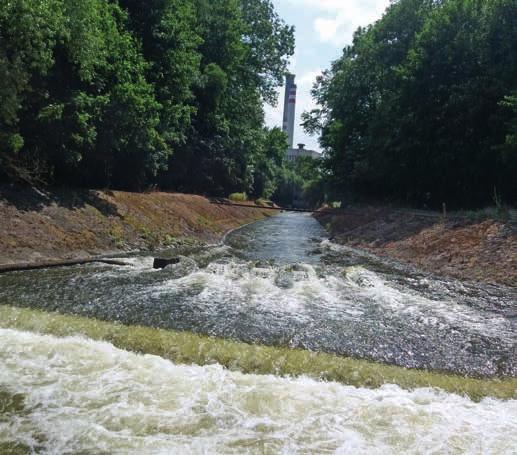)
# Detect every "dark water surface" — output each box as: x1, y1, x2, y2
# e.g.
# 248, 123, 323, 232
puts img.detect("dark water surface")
0, 213, 515, 377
